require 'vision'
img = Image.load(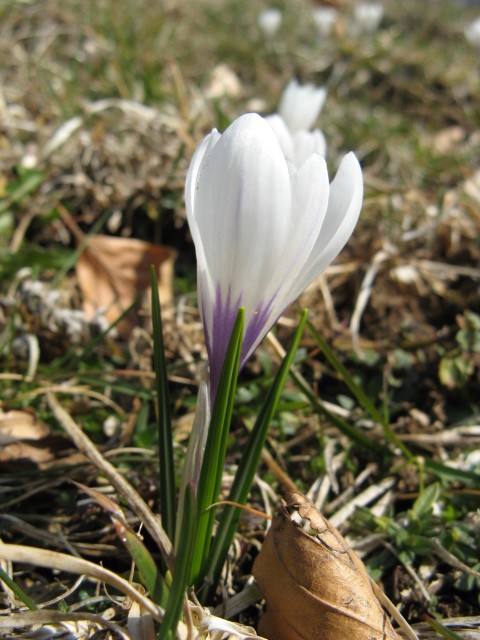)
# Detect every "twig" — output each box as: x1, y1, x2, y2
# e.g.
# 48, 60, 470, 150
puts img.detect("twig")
381, 540, 431, 605
261, 447, 298, 493
432, 540, 480, 580
350, 247, 392, 353
371, 579, 420, 640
